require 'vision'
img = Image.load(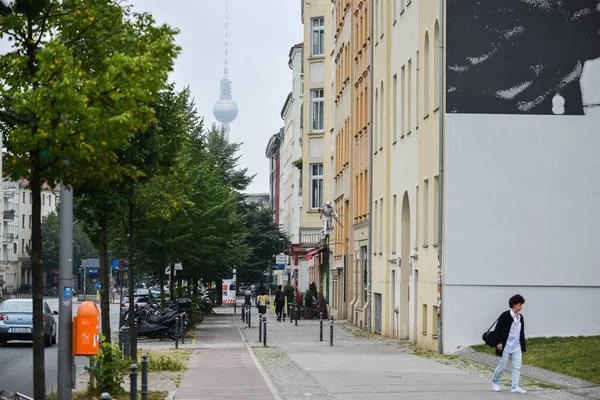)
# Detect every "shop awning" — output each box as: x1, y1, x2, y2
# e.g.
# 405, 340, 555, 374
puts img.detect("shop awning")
306, 247, 325, 261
